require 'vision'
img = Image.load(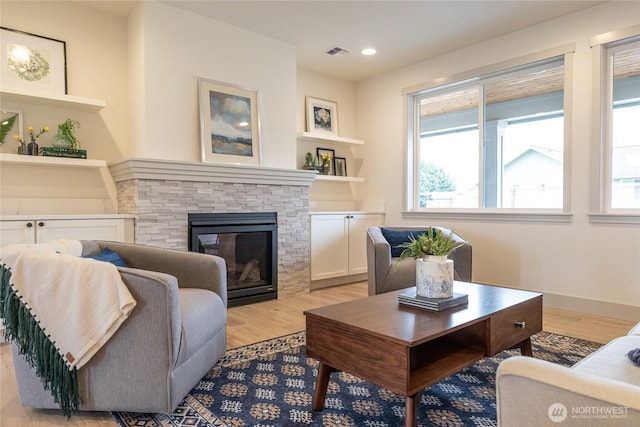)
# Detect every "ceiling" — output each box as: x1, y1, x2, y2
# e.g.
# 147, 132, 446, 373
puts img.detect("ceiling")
87, 0, 606, 82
